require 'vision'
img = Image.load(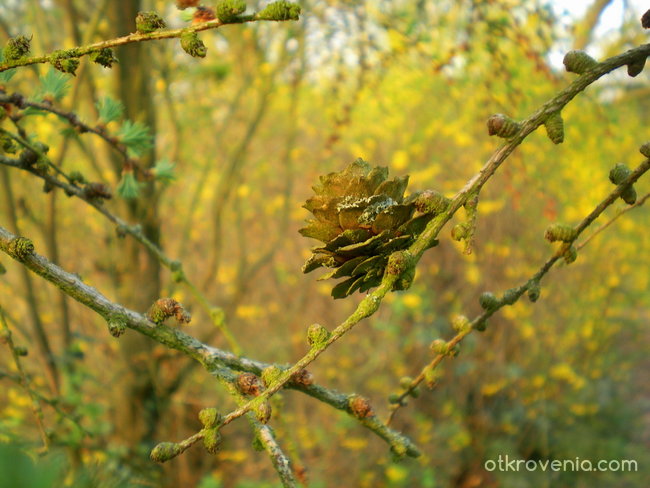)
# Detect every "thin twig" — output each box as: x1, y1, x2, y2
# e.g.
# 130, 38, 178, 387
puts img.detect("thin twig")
0, 153, 241, 353
386, 157, 650, 424
0, 369, 93, 438
577, 192, 650, 250
215, 42, 650, 431
0, 224, 420, 457
0, 166, 59, 394
0, 92, 131, 161
0, 306, 50, 449
0, 14, 297, 73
